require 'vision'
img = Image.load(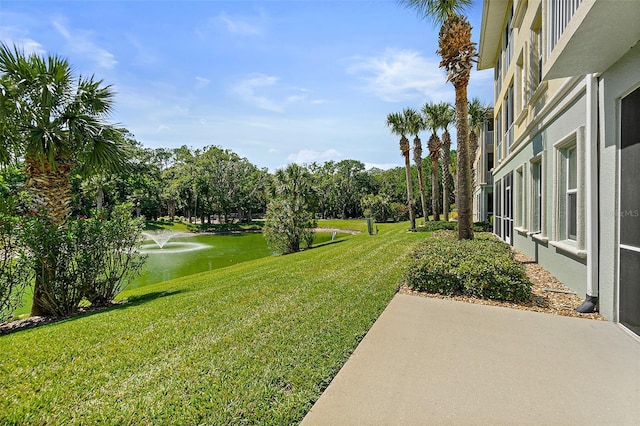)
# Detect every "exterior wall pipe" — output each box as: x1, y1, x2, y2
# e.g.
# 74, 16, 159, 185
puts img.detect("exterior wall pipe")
577, 73, 600, 313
